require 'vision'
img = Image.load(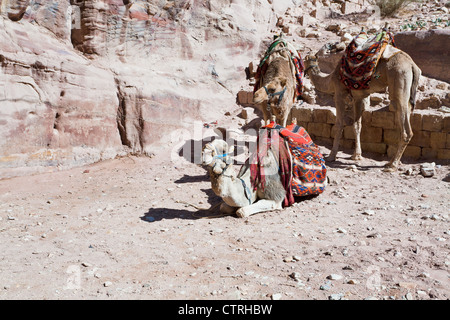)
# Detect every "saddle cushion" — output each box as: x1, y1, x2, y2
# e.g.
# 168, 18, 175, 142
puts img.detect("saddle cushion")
339, 31, 396, 90
250, 122, 327, 207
